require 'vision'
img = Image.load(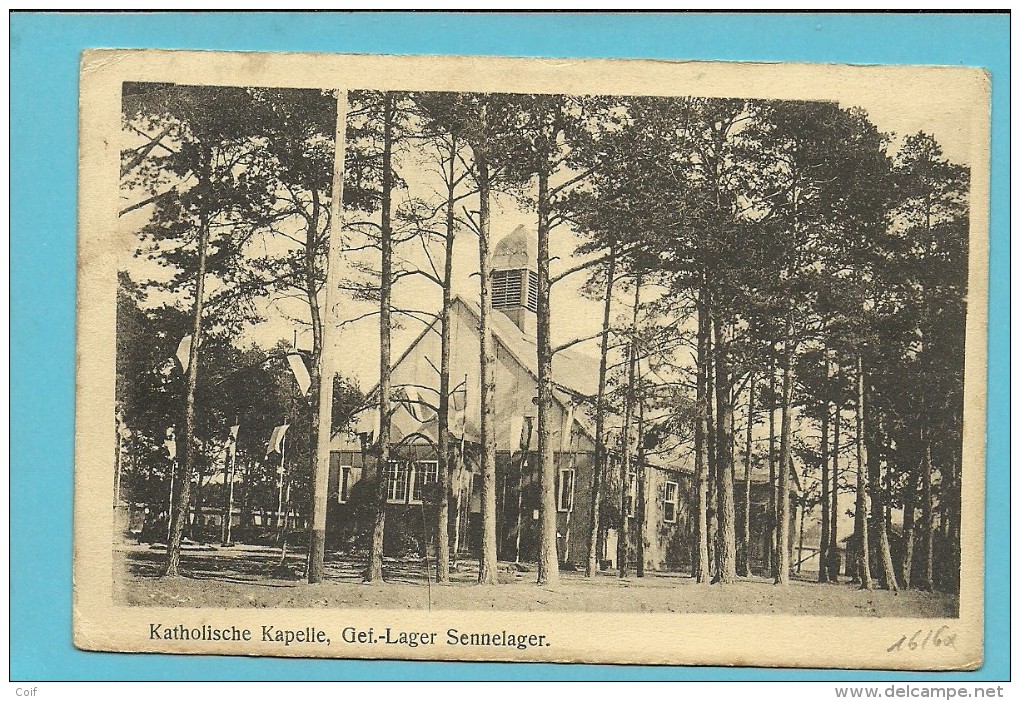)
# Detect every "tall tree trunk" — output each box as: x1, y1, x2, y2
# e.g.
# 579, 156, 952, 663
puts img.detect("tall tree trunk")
693, 284, 711, 583
740, 371, 755, 578
829, 405, 840, 581
774, 312, 794, 585
819, 393, 831, 583
366, 92, 395, 583
617, 277, 641, 578
278, 474, 293, 566
938, 449, 951, 556
854, 354, 873, 590
513, 421, 533, 563
767, 350, 777, 578
536, 166, 558, 586
712, 316, 737, 584
237, 459, 252, 540
918, 442, 935, 591
308, 91, 347, 583
796, 493, 806, 573
224, 435, 238, 545
586, 245, 616, 577
305, 191, 324, 371
163, 143, 212, 578
918, 197, 936, 592
304, 205, 324, 574
192, 467, 206, 541
635, 371, 646, 578
865, 385, 898, 591
434, 136, 458, 585
947, 444, 961, 593
705, 298, 718, 576
472, 112, 499, 586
